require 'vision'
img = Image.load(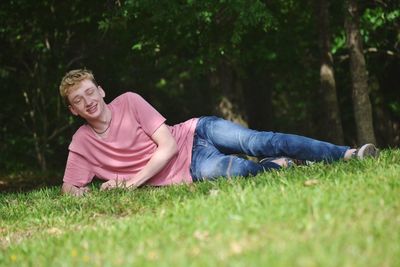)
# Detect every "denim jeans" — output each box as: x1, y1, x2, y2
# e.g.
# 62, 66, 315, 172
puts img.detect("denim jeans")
190, 116, 349, 181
